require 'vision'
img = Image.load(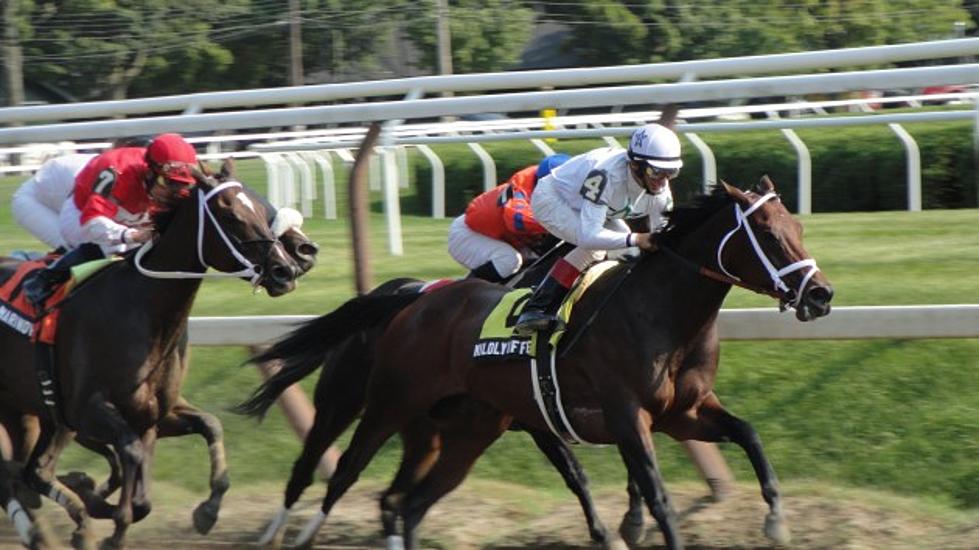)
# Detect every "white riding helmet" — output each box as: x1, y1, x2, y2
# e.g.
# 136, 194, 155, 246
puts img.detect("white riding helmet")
627, 123, 683, 170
